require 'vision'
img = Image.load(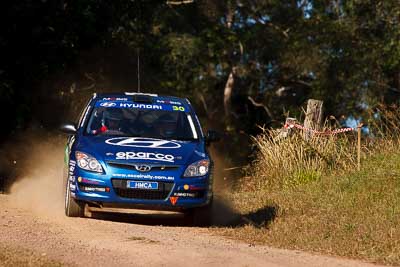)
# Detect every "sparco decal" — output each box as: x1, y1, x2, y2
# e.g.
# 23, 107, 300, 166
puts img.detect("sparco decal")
116, 152, 174, 162
106, 137, 181, 149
